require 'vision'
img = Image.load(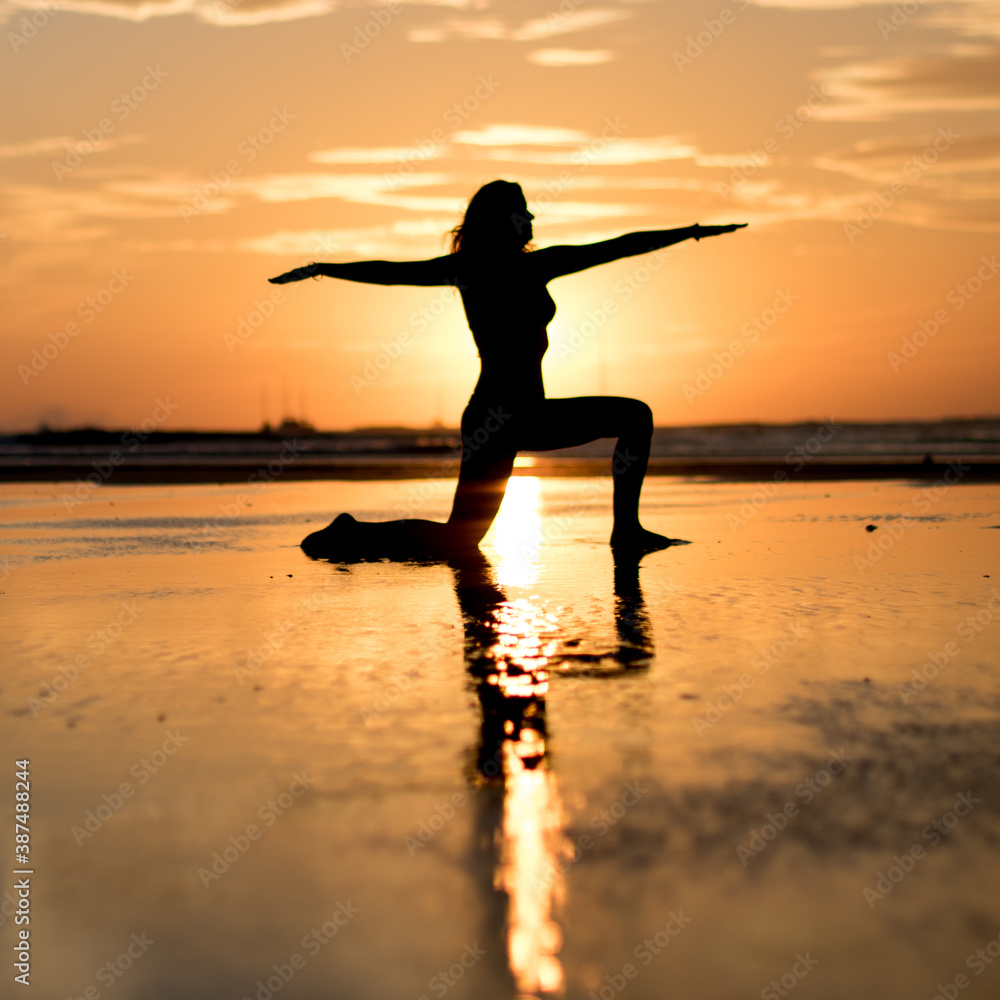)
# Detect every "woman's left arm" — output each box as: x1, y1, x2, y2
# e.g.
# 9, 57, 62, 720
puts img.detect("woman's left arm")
533, 223, 747, 280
